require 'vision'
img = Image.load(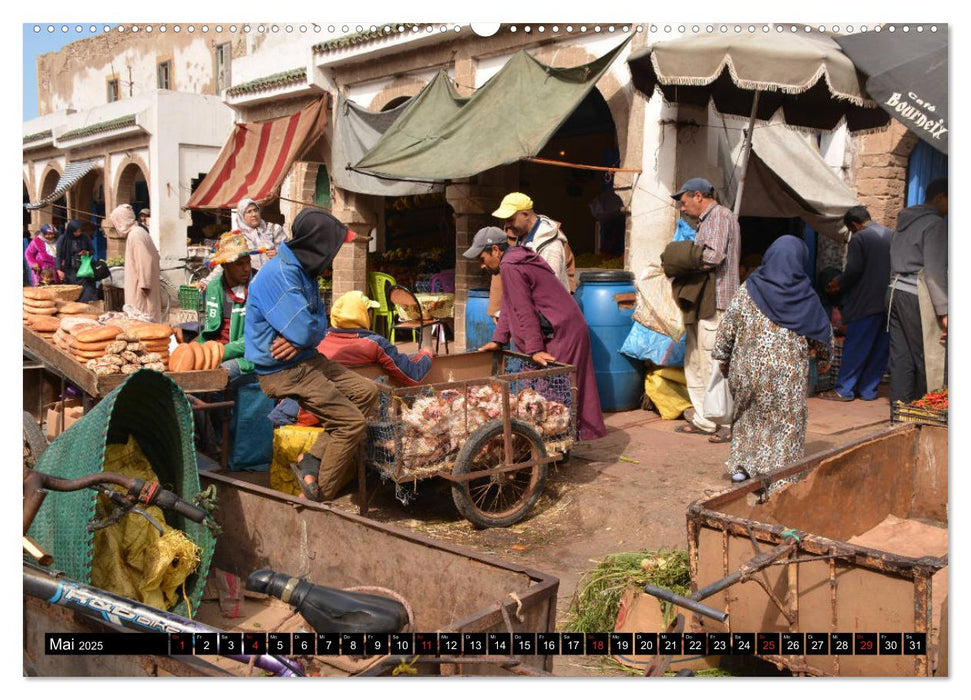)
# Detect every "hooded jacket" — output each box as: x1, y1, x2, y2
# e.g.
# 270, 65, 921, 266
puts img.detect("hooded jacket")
526, 215, 571, 291
244, 209, 347, 374
891, 204, 948, 316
